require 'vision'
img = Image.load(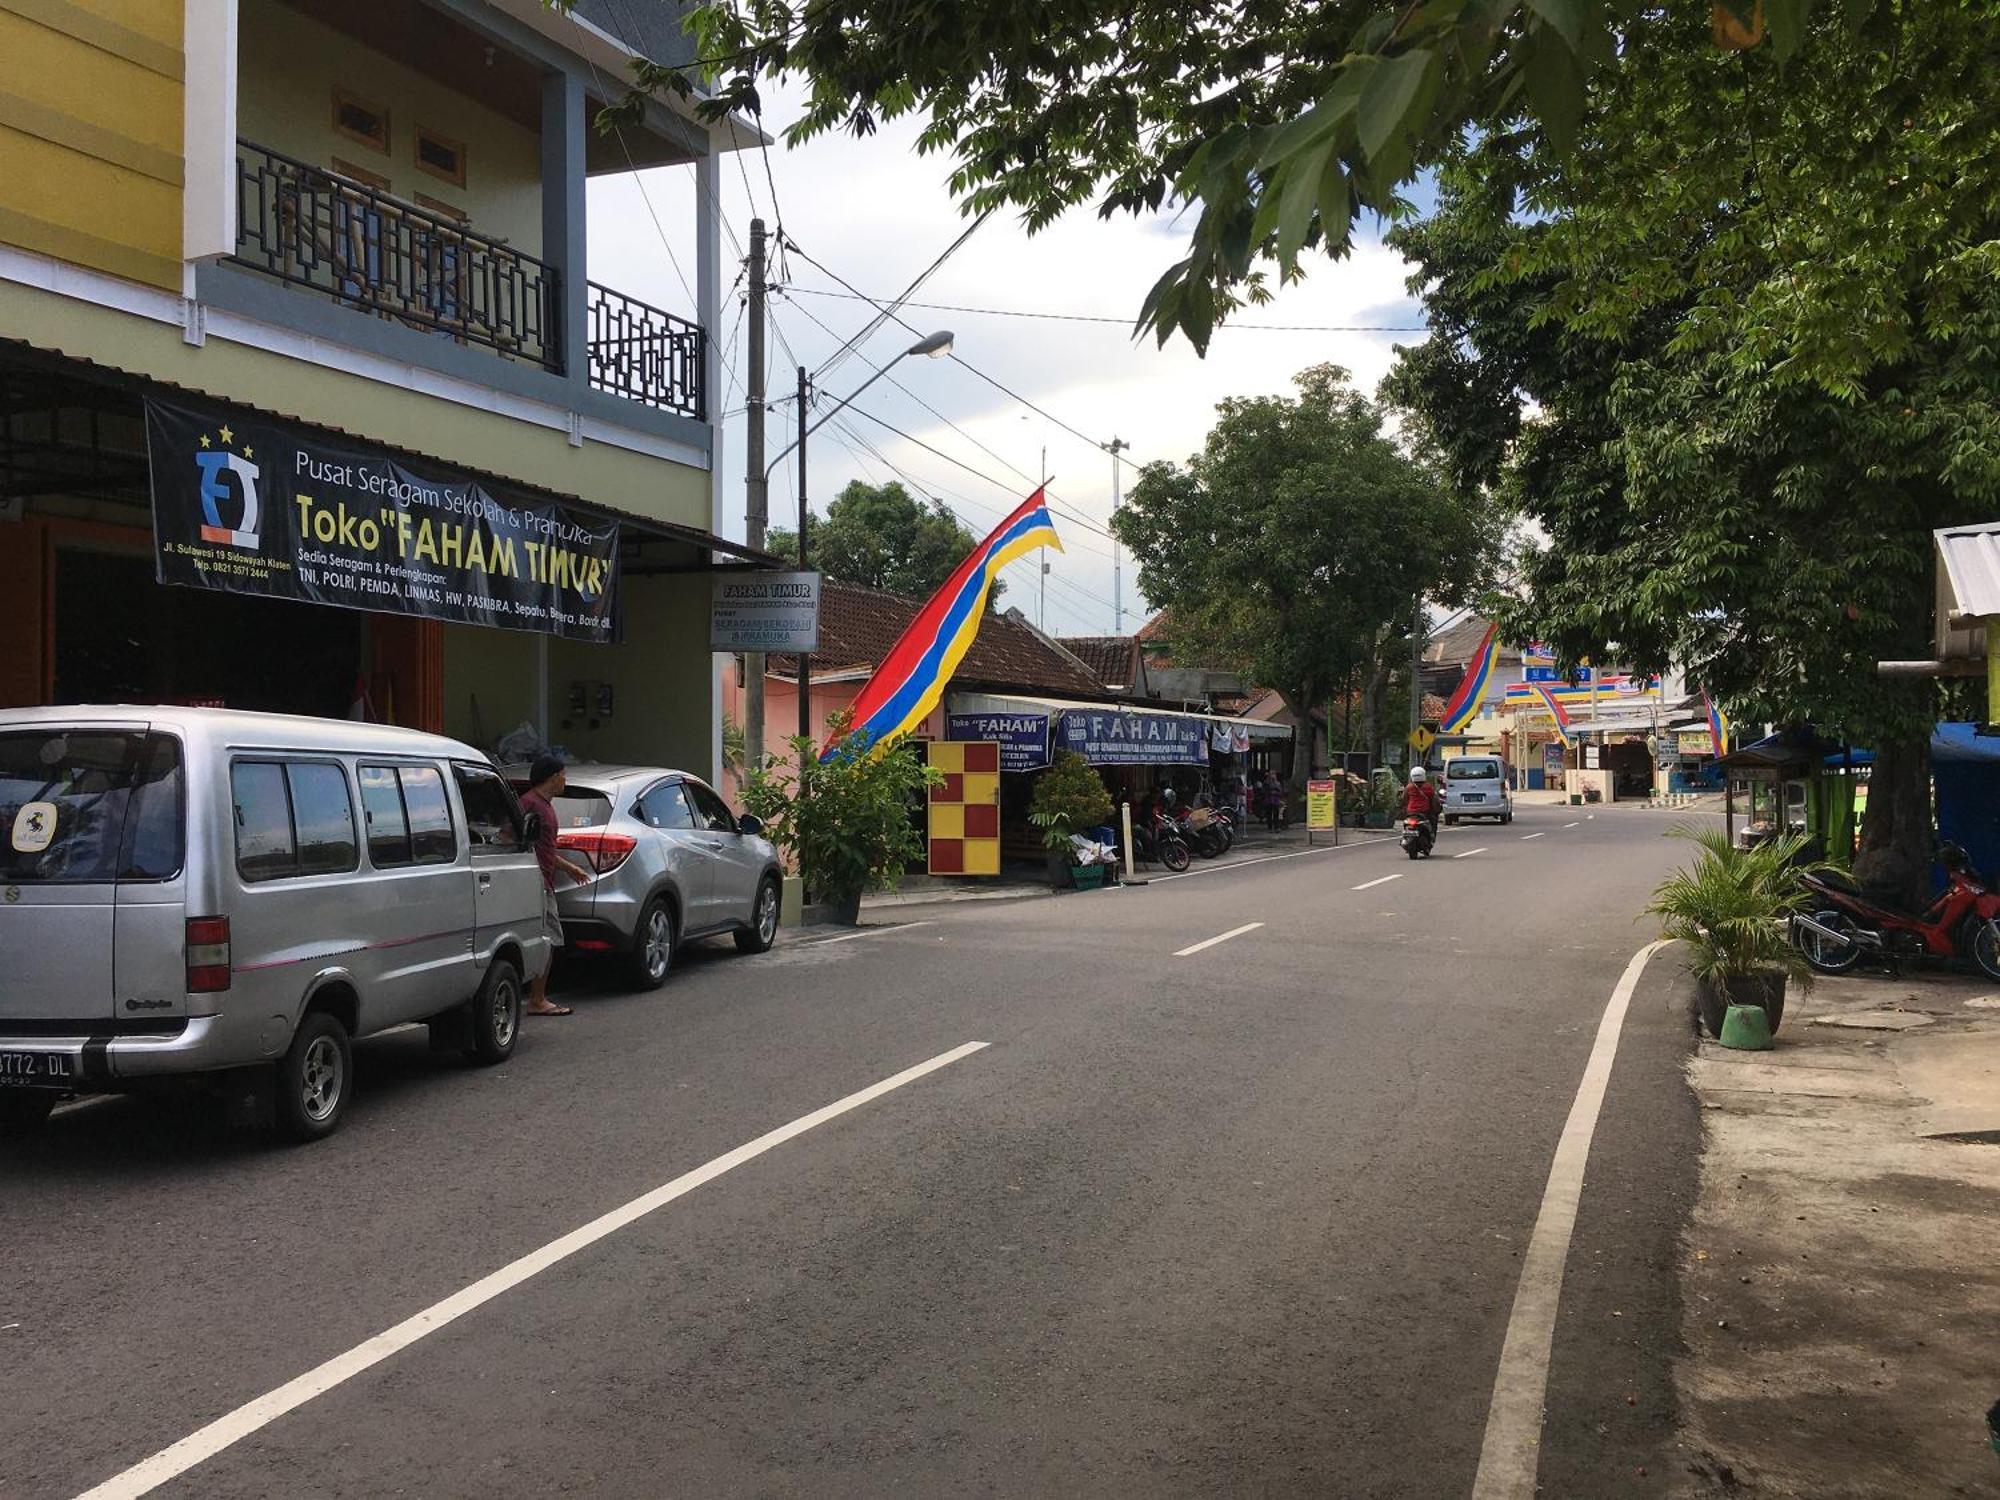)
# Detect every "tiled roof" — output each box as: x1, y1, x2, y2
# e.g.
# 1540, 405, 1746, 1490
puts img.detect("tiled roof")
1423, 614, 1524, 667
765, 578, 1111, 698
1135, 610, 1174, 643
1056, 635, 1139, 688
